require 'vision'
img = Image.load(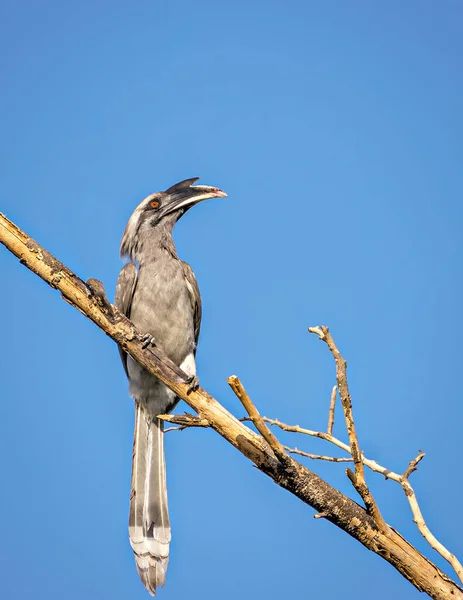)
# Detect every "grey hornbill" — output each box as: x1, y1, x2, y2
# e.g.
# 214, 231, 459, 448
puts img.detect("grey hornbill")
115, 178, 227, 595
